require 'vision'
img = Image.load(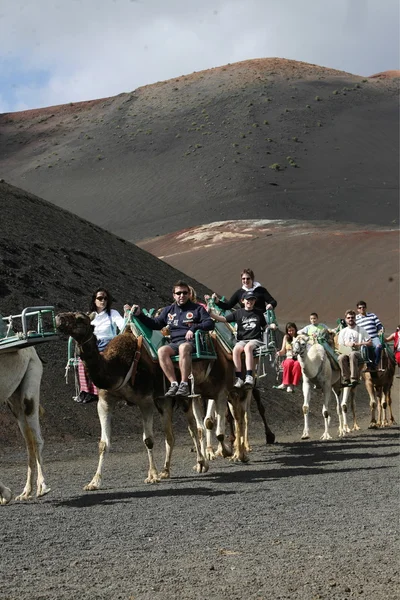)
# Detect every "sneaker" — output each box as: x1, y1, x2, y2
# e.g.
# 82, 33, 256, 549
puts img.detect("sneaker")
349, 379, 359, 388
273, 383, 286, 390
243, 375, 254, 388
234, 377, 244, 388
165, 382, 179, 397
82, 393, 98, 404
286, 386, 294, 393
176, 382, 190, 397
75, 391, 88, 403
